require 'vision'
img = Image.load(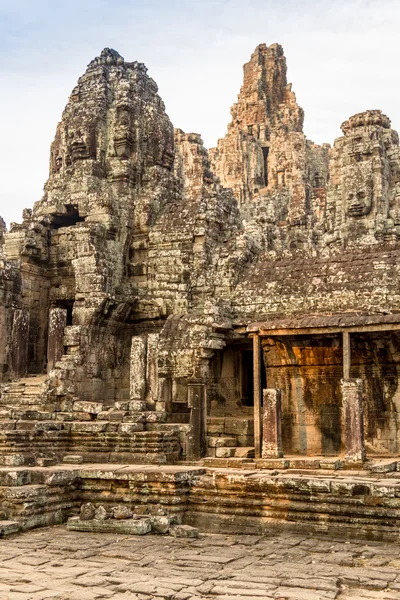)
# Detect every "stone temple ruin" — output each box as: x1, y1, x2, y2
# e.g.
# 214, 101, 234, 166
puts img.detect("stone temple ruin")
1, 43, 400, 539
